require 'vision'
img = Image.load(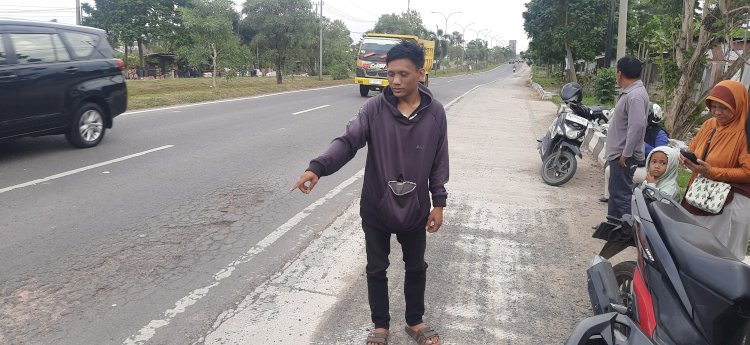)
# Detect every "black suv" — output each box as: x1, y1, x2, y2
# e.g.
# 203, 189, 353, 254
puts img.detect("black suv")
0, 20, 127, 148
